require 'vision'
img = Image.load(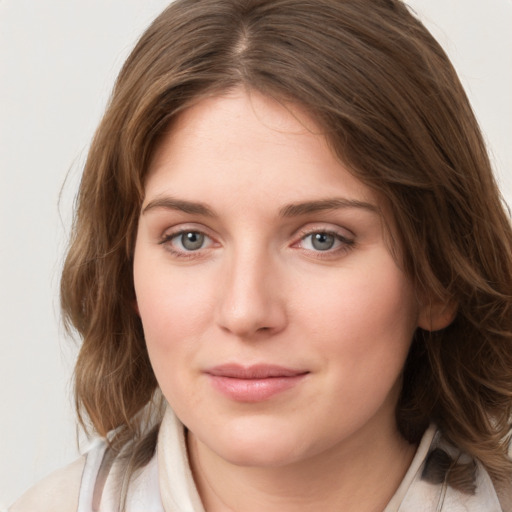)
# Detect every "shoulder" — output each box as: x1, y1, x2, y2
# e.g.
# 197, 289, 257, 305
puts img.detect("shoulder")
9, 456, 86, 512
